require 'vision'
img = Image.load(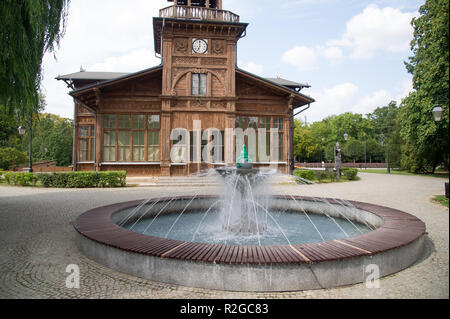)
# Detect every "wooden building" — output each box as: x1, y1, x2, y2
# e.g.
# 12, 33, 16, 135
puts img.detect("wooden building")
57, 0, 315, 176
